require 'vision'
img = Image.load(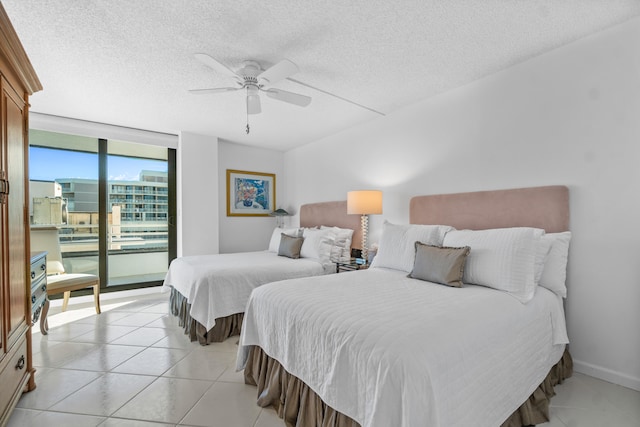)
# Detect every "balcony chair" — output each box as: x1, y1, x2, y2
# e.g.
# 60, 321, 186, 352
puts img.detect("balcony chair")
30, 228, 101, 332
